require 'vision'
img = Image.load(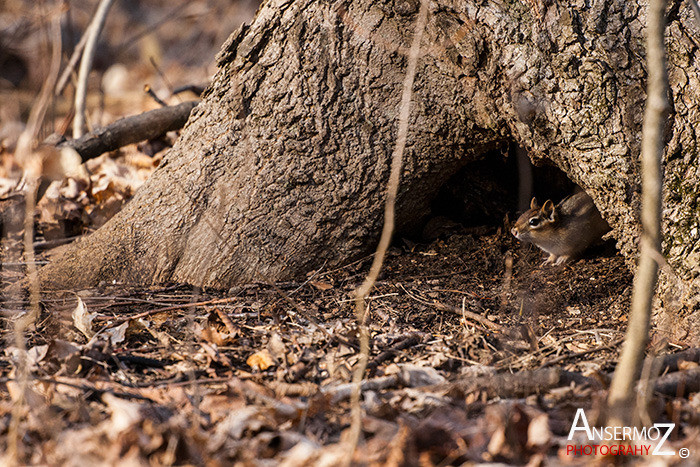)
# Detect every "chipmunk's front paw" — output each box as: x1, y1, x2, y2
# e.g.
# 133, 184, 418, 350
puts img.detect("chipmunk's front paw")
541, 254, 569, 267
541, 254, 557, 266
